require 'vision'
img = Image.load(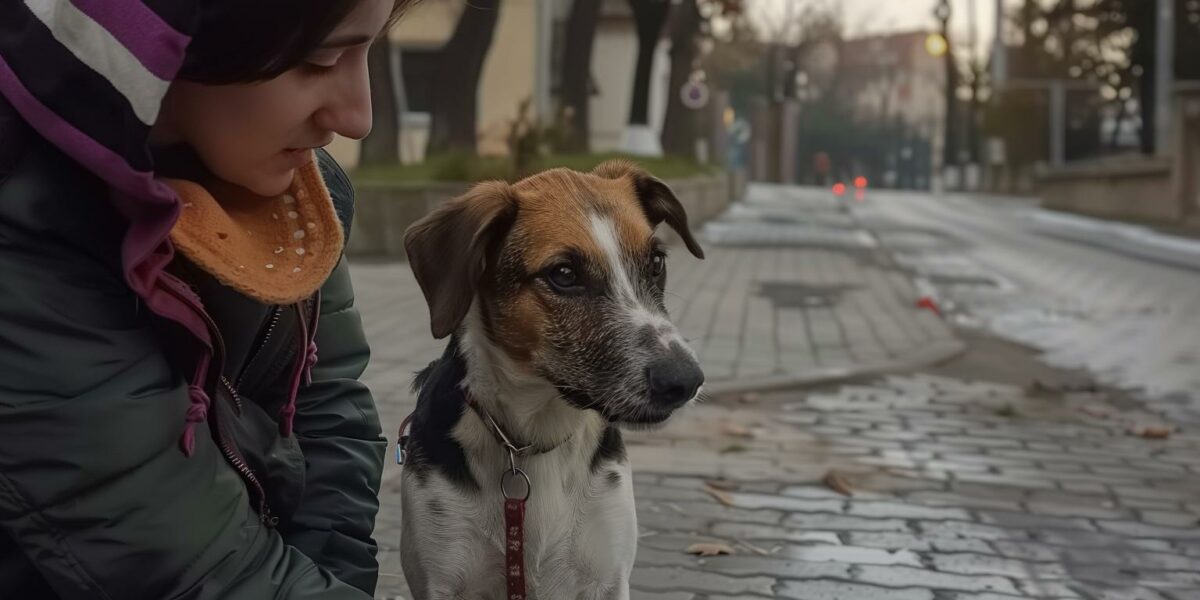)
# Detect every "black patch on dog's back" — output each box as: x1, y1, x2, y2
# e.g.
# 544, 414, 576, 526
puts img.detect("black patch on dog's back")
405, 337, 478, 491
590, 425, 626, 473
